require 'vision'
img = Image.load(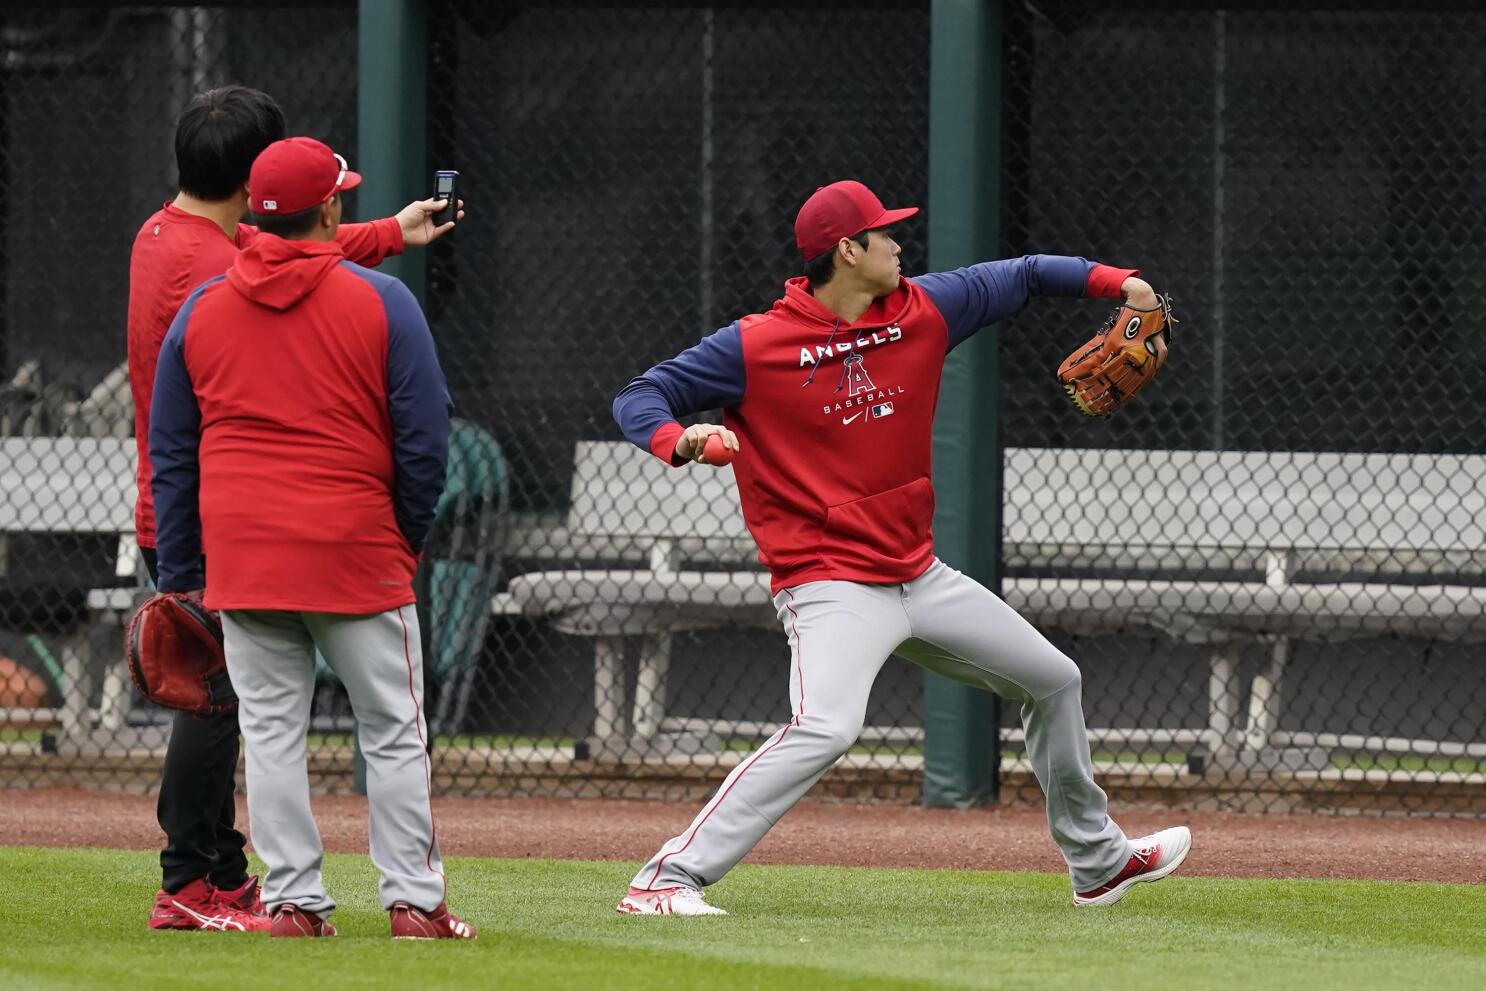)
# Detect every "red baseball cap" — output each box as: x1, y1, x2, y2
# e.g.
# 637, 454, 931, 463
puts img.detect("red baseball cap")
794, 180, 919, 259
249, 137, 362, 215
